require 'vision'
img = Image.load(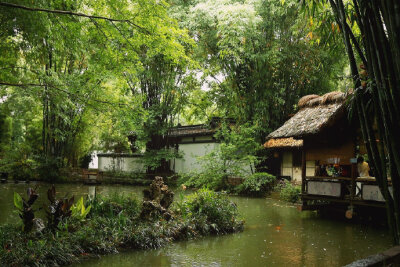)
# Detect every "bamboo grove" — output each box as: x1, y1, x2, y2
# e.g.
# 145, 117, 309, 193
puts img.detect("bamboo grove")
0, 0, 193, 169
305, 0, 400, 244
